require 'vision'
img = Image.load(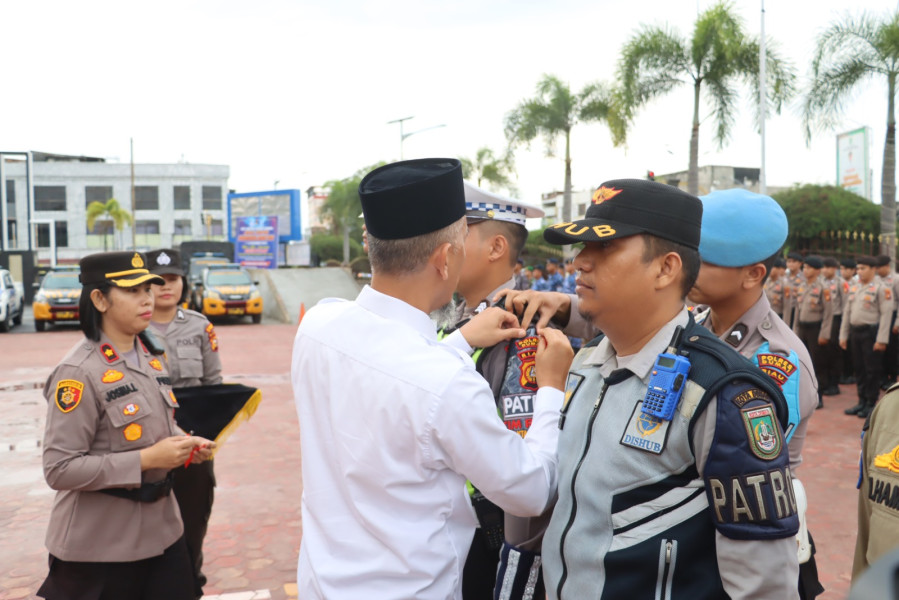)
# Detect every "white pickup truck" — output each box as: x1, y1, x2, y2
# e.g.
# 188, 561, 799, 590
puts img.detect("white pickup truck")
0, 269, 25, 332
